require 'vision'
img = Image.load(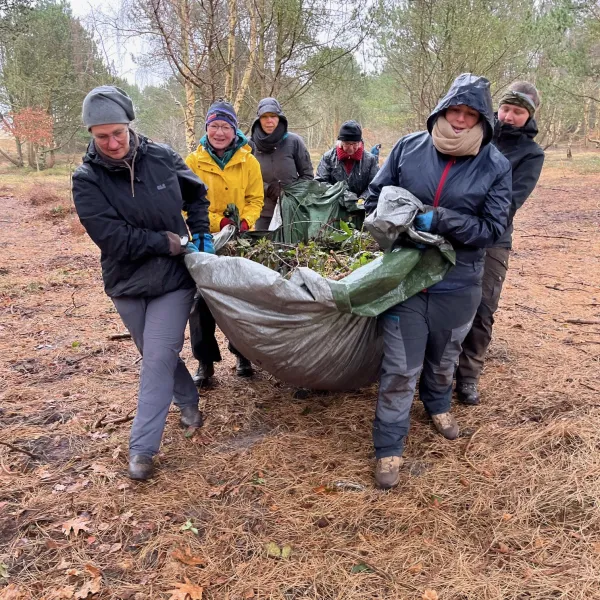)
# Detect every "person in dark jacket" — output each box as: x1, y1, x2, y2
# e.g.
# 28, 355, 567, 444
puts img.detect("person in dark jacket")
316, 121, 379, 198
370, 143, 382, 164
456, 82, 545, 405
251, 97, 314, 229
364, 74, 512, 489
72, 86, 213, 481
